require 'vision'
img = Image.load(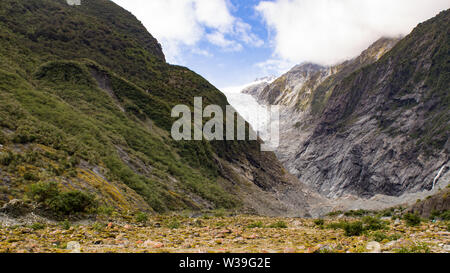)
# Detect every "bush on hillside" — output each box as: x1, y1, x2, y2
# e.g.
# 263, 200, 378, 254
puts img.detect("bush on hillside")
28, 181, 97, 215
